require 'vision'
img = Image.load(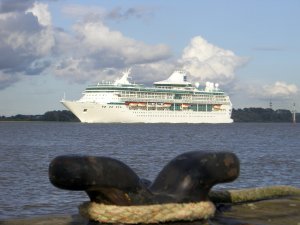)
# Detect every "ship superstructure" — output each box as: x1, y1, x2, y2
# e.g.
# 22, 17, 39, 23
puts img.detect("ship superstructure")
61, 70, 233, 123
